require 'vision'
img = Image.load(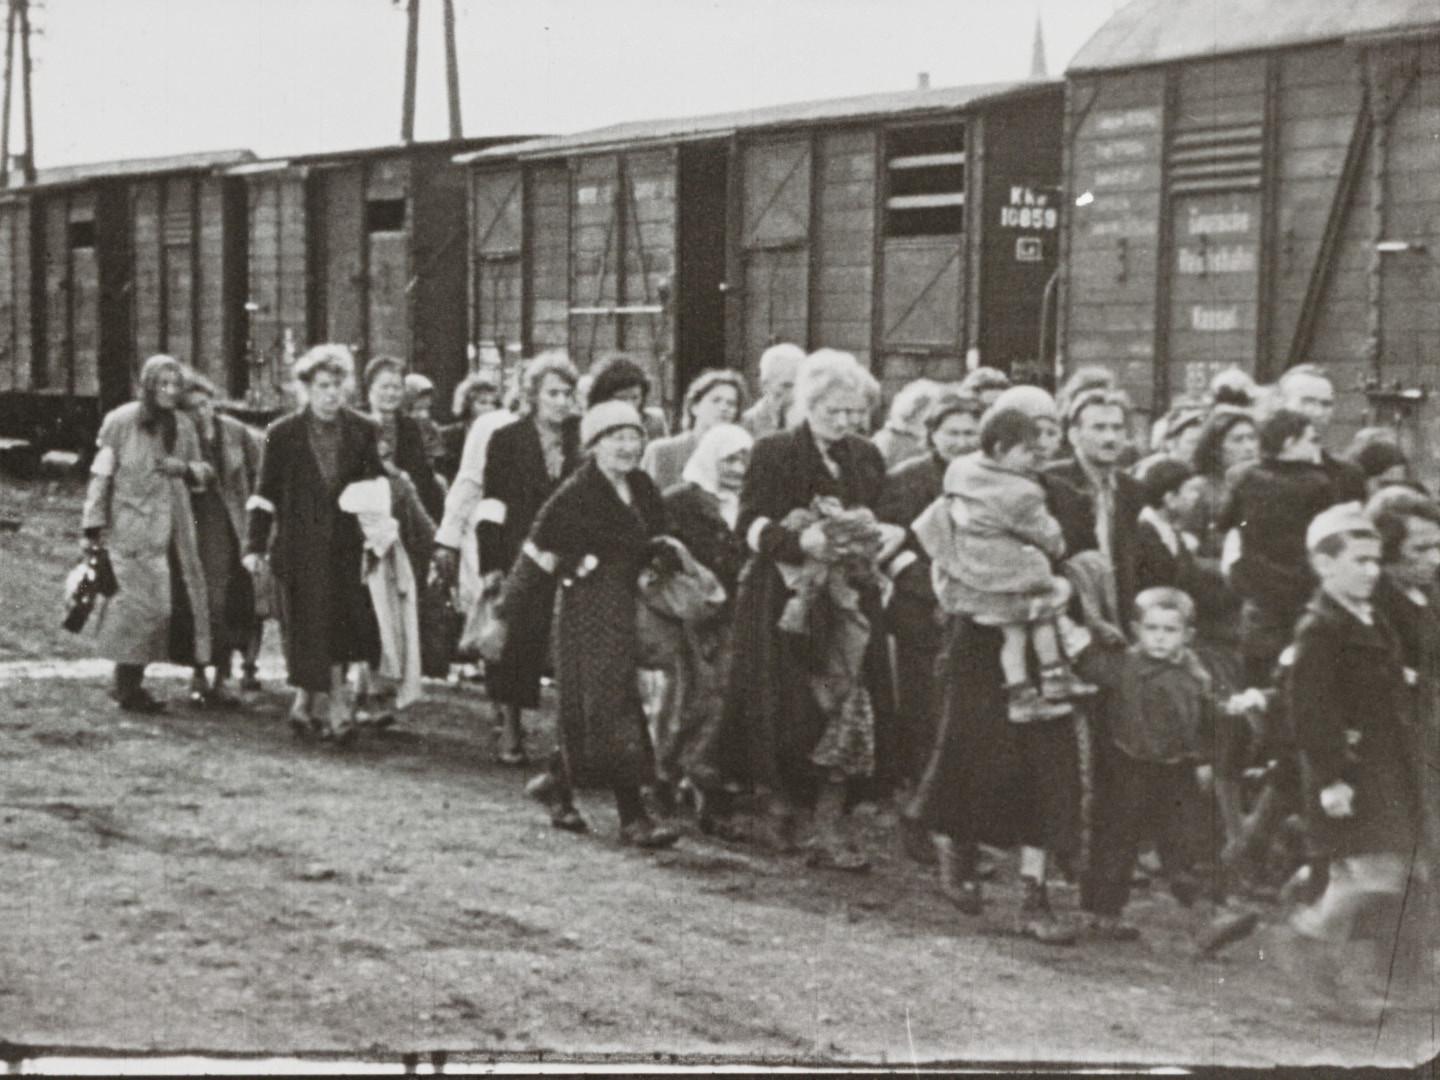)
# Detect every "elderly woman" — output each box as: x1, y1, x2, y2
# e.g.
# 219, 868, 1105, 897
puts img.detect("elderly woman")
477, 353, 582, 764
511, 401, 677, 847
872, 378, 942, 470
180, 370, 263, 707
641, 368, 745, 493
82, 354, 213, 713
877, 392, 983, 793
655, 423, 754, 821
244, 345, 387, 740
711, 349, 899, 870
